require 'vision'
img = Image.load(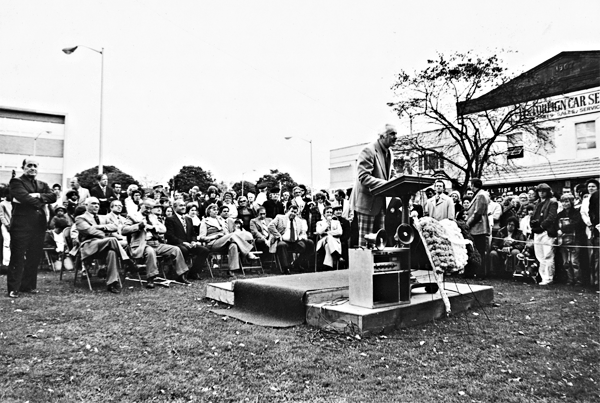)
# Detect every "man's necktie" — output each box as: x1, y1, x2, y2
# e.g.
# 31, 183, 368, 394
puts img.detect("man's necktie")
181, 216, 187, 231
94, 214, 100, 225
290, 218, 296, 242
